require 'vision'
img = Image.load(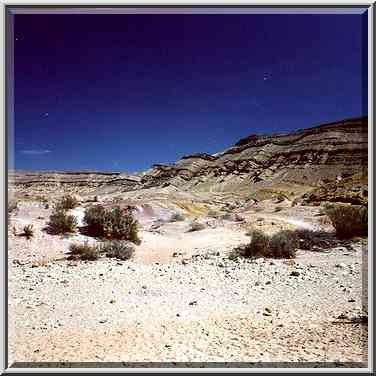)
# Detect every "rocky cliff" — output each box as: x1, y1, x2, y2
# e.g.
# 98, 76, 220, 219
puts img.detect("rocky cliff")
140, 116, 368, 192
10, 116, 368, 197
